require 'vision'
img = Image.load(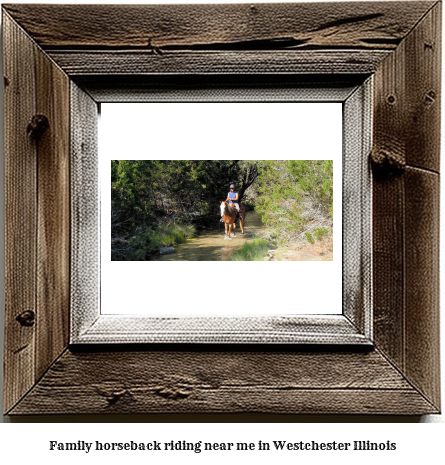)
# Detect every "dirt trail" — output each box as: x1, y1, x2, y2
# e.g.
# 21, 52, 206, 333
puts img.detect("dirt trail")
272, 243, 333, 261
